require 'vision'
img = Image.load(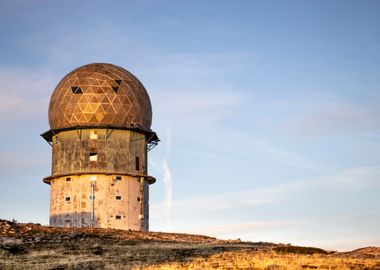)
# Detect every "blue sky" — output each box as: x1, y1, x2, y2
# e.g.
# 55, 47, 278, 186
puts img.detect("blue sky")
0, 0, 379, 251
